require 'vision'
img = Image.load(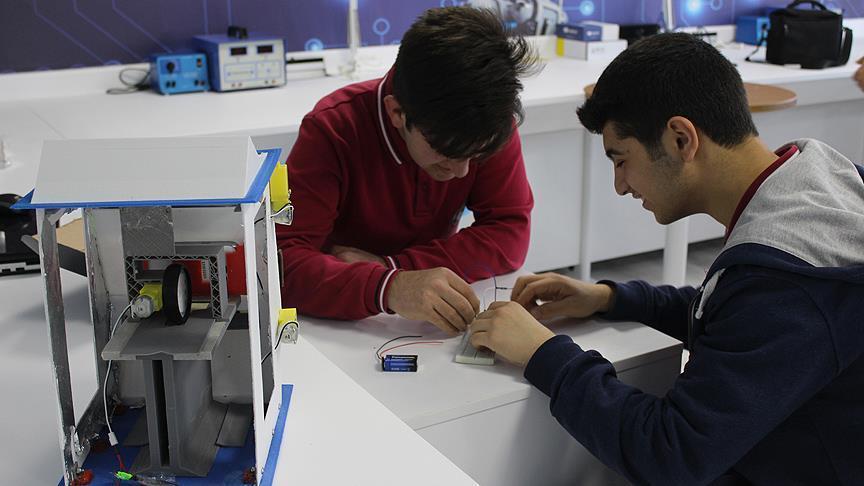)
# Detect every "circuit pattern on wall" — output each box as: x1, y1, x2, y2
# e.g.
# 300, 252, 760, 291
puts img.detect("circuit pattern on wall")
0, 0, 348, 73
1, 0, 862, 73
